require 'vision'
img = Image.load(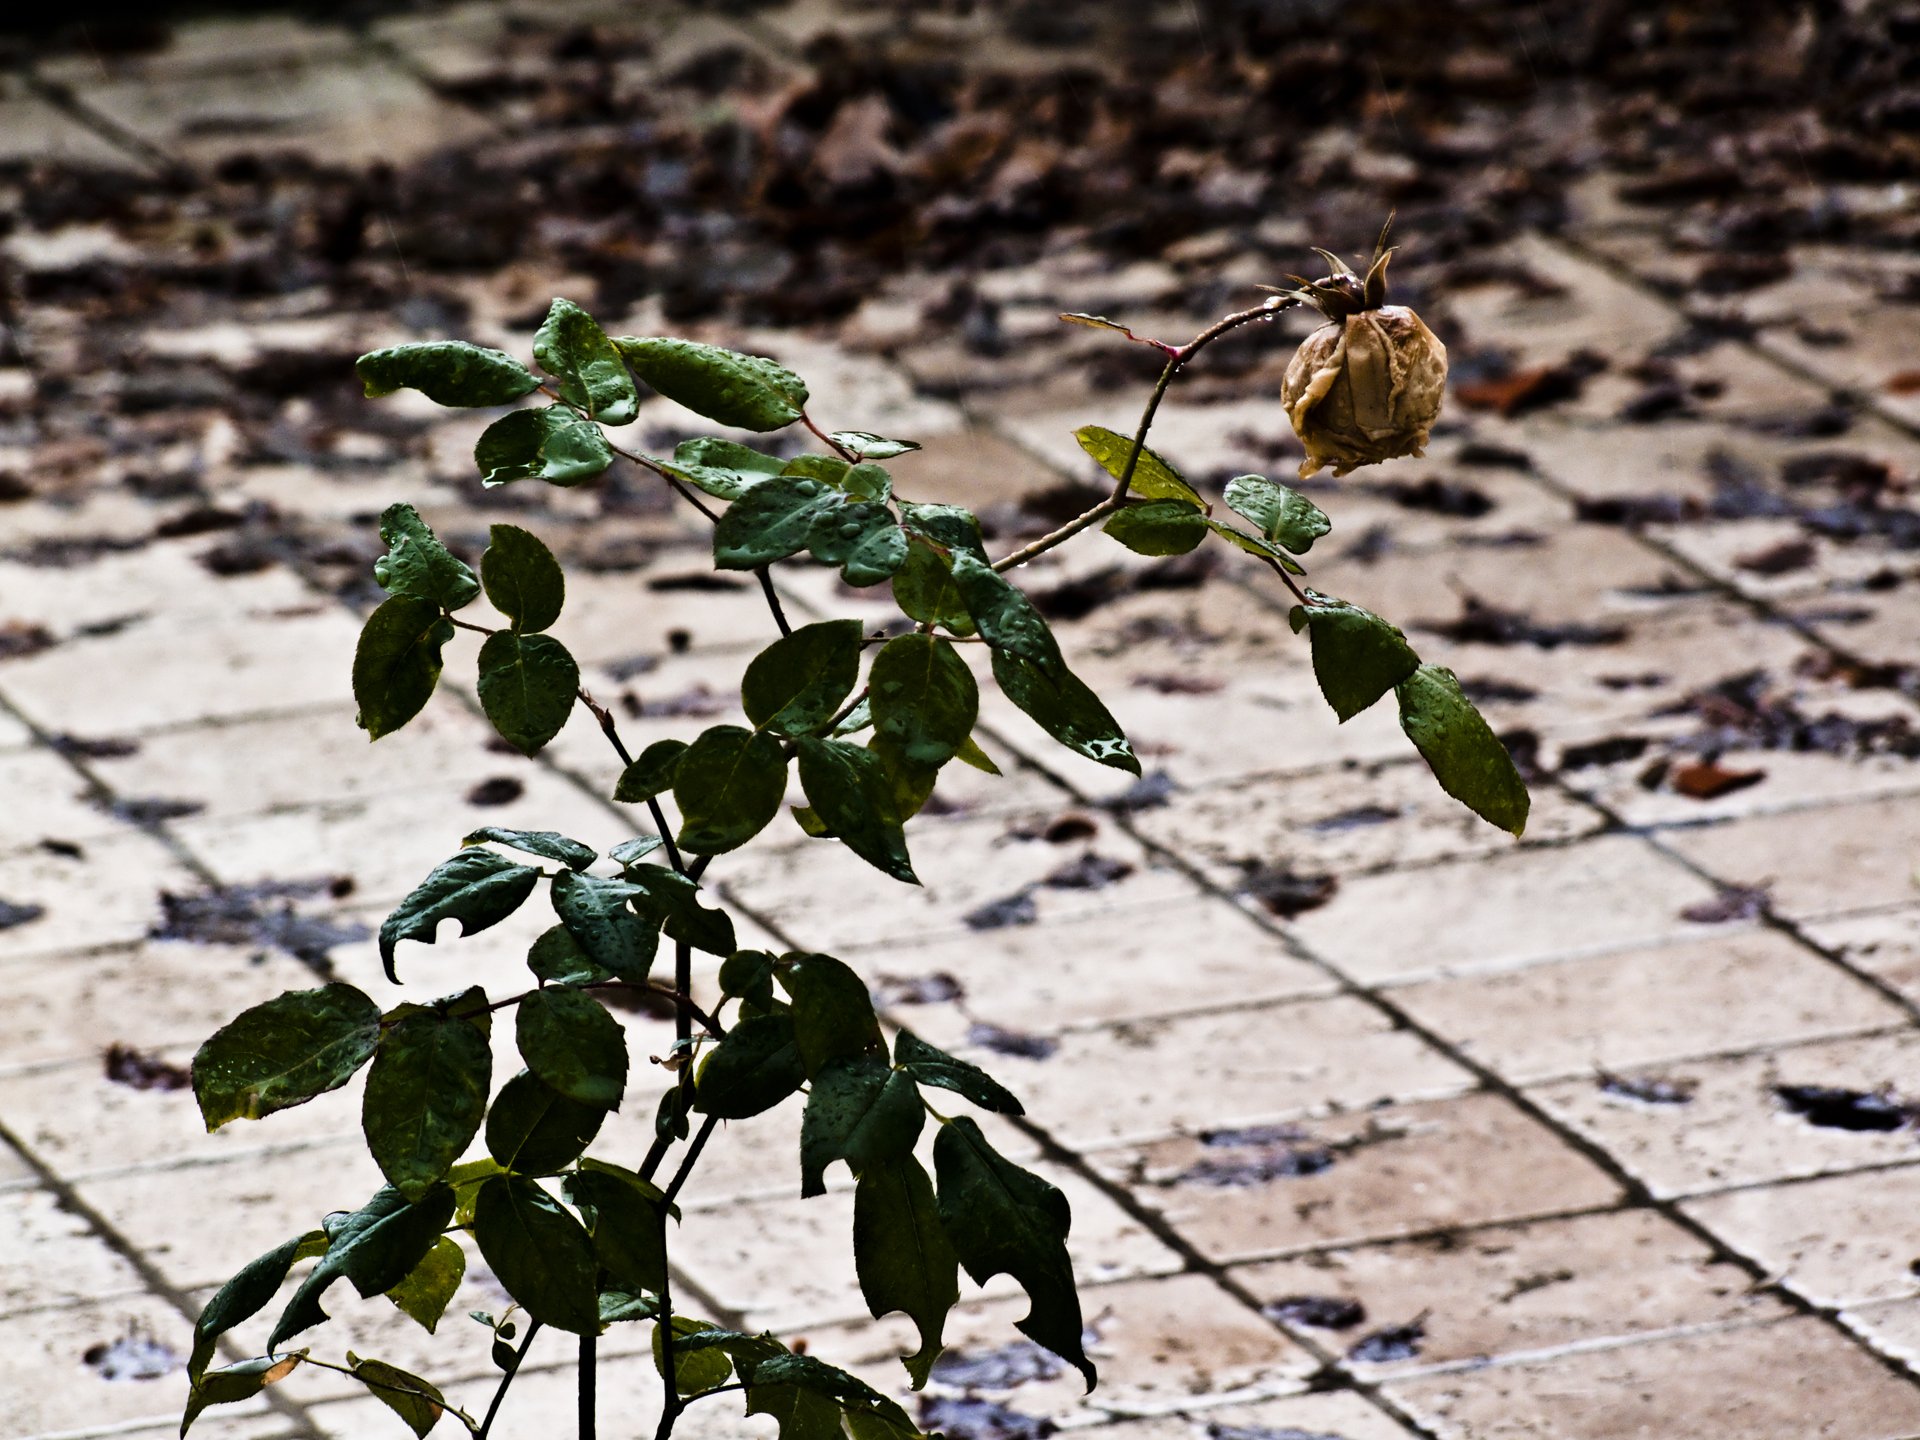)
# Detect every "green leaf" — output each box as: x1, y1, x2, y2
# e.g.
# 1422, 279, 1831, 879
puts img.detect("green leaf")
665, 437, 788, 501
384, 1234, 465, 1334
486, 1069, 605, 1172
854, 1156, 958, 1389
711, 475, 844, 570
894, 1030, 1023, 1115
534, 297, 637, 425
794, 738, 917, 884
357, 342, 539, 407
463, 827, 595, 871
380, 851, 542, 983
719, 949, 777, 1009
476, 630, 578, 756
741, 1353, 921, 1438
954, 733, 1001, 774
610, 835, 666, 867
189, 1231, 327, 1380
193, 984, 381, 1131
526, 925, 607, 986
472, 1175, 601, 1333
614, 740, 689, 803
842, 463, 894, 503
899, 502, 987, 560
832, 432, 920, 460
363, 1011, 493, 1201
374, 503, 481, 610
891, 540, 975, 636
783, 455, 851, 487
742, 620, 864, 737
871, 742, 939, 825
809, 501, 907, 586
800, 1057, 924, 1197
933, 1117, 1093, 1389
354, 596, 454, 741
673, 724, 789, 855
475, 406, 613, 488
870, 633, 978, 771
551, 869, 659, 981
990, 648, 1140, 775
182, 1354, 304, 1435
621, 866, 736, 956
780, 953, 884, 1078
480, 524, 565, 633
1074, 424, 1206, 508
656, 1085, 691, 1143
347, 1353, 447, 1438
1207, 520, 1305, 575
1296, 596, 1422, 723
565, 1166, 669, 1294
695, 1013, 805, 1119
1396, 664, 1532, 836
1223, 474, 1330, 554
1102, 499, 1208, 557
615, 336, 809, 431
655, 1318, 738, 1396
269, 1184, 455, 1350
517, 988, 628, 1109
950, 554, 1062, 676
